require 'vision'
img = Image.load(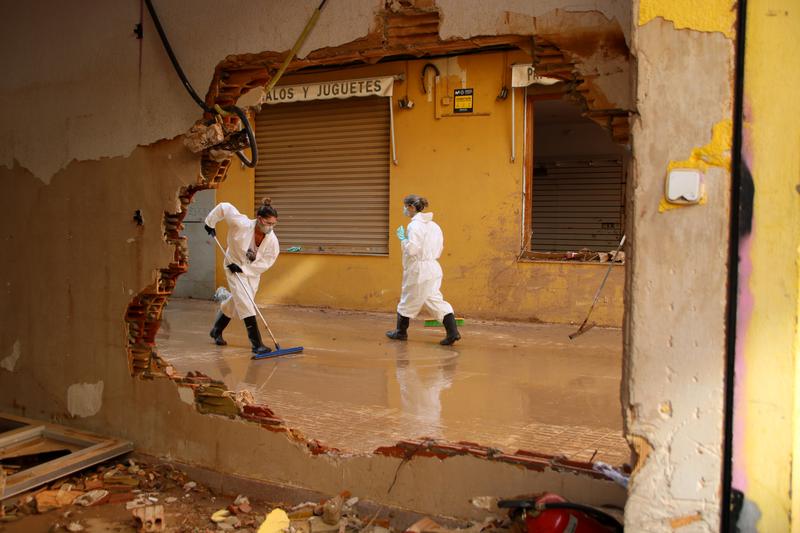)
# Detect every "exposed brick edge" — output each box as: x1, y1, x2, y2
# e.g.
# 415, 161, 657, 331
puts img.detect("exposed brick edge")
374, 440, 607, 479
